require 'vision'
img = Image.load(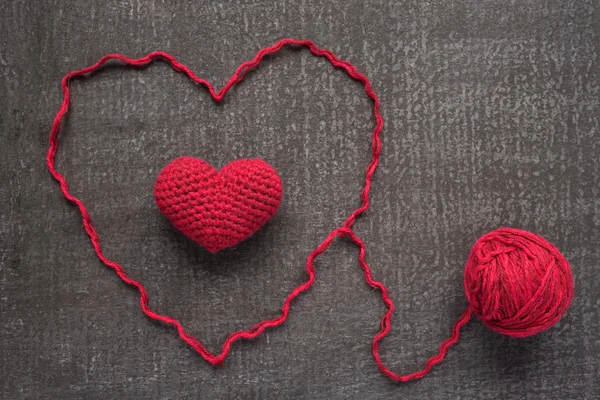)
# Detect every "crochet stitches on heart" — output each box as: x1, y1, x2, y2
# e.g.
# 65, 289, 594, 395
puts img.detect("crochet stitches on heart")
154, 157, 283, 252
